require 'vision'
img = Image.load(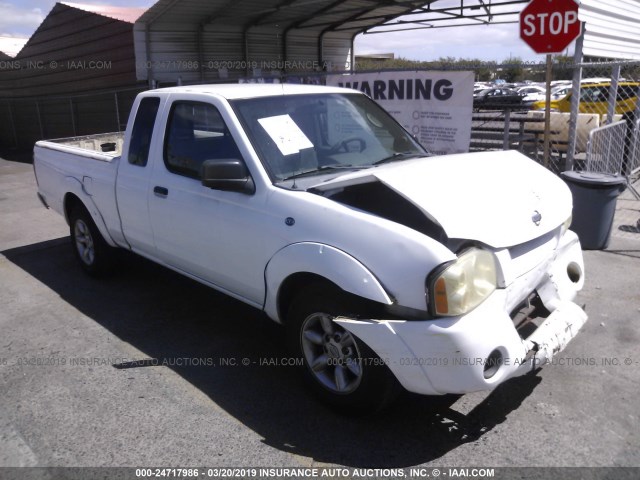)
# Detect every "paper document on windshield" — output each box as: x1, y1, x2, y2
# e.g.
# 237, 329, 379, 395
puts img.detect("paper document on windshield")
258, 114, 314, 156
